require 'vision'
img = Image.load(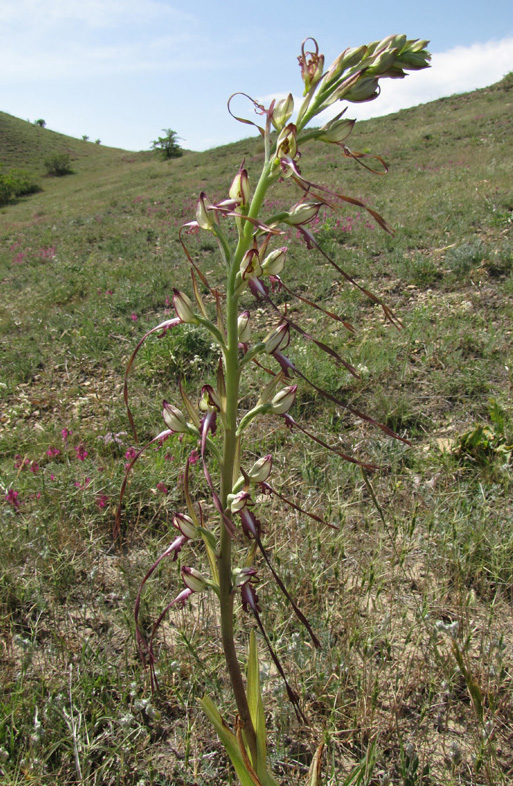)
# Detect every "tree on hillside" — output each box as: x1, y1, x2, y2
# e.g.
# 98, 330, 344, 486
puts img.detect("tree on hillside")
34, 119, 46, 128
151, 129, 183, 159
